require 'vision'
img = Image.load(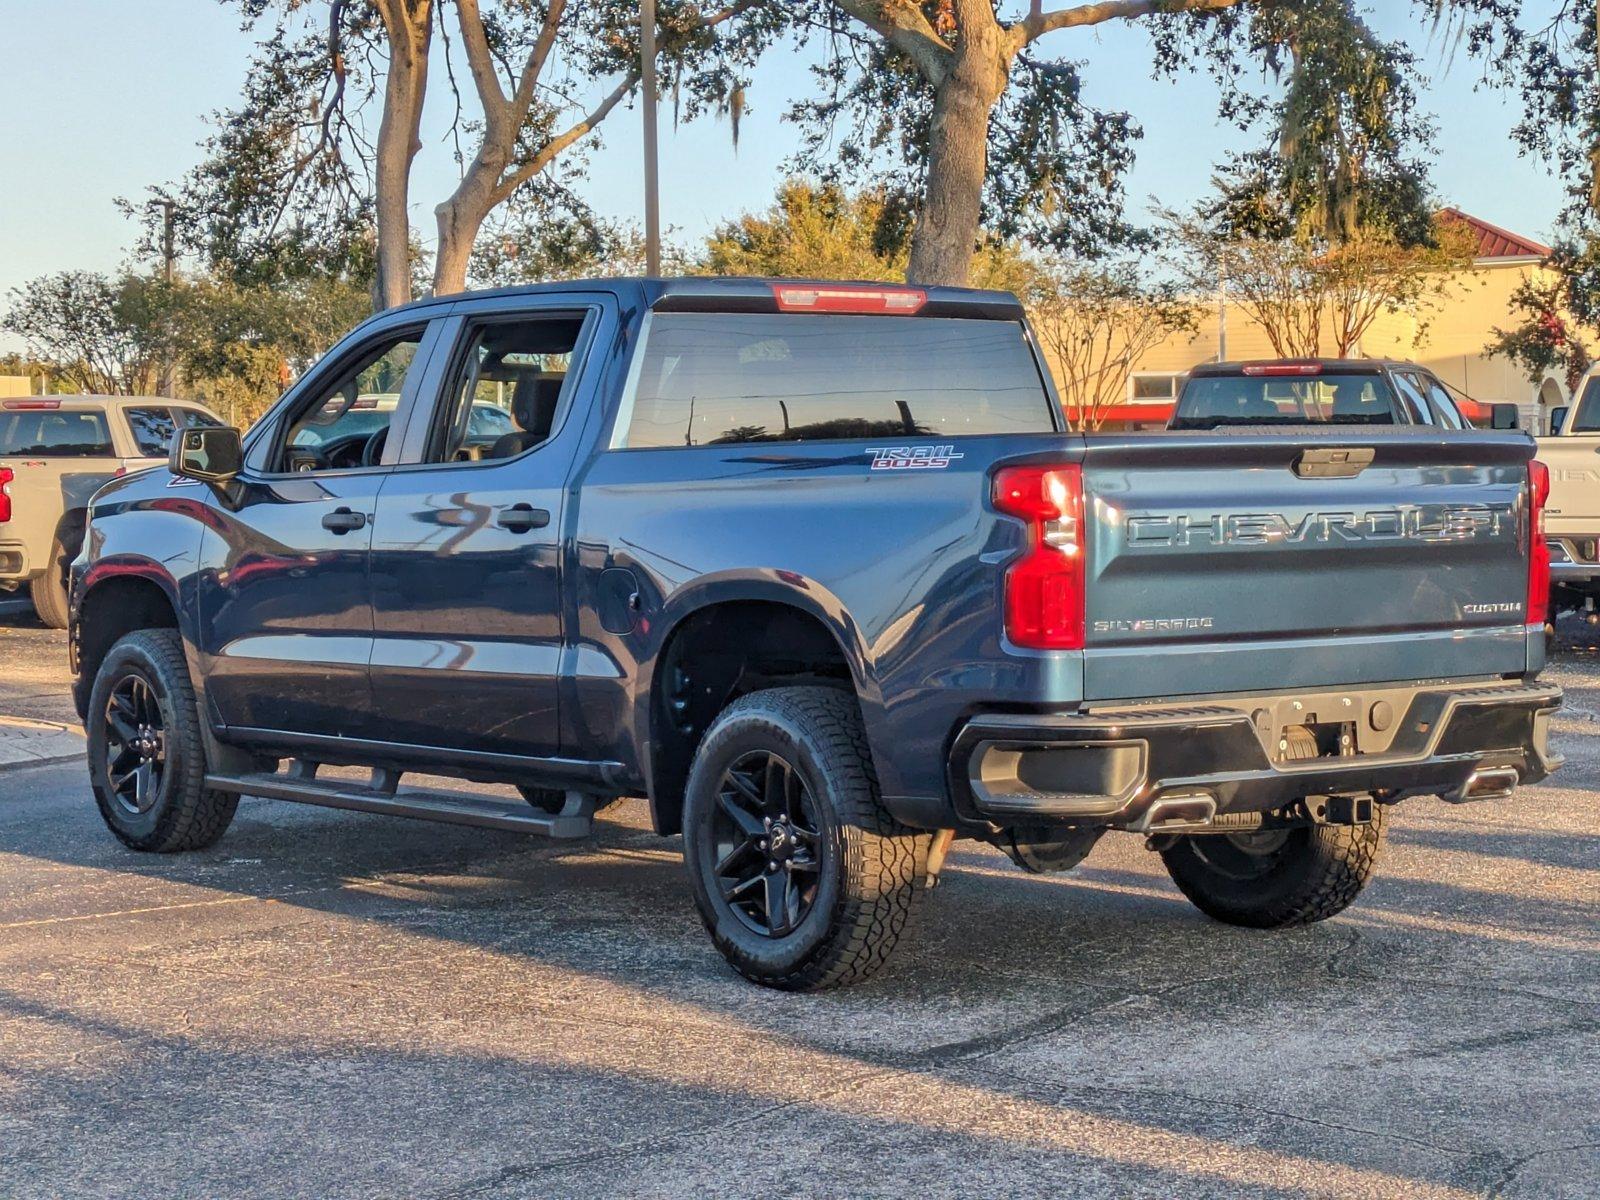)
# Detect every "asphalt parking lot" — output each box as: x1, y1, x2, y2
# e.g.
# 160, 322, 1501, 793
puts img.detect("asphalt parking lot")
0, 596, 1595, 1199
